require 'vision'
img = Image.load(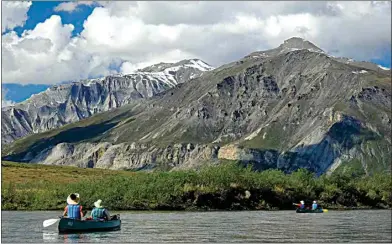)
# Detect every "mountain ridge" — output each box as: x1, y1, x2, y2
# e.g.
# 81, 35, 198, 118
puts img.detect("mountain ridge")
1, 59, 213, 144
3, 38, 391, 175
